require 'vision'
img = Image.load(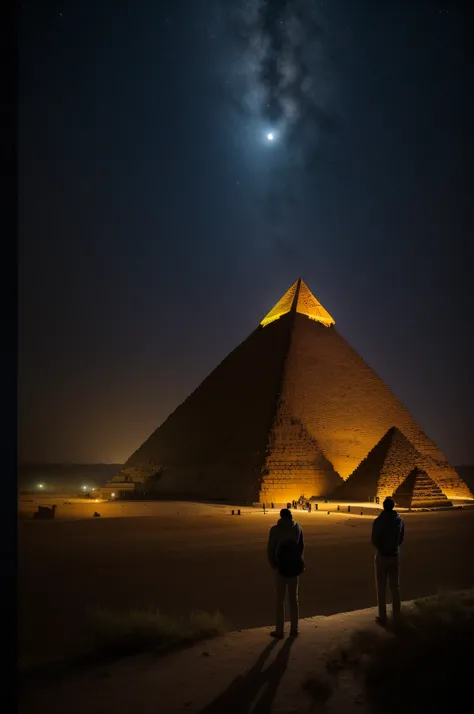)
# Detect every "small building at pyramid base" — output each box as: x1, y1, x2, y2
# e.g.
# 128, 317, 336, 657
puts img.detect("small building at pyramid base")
100, 480, 137, 500
393, 467, 453, 509
102, 279, 473, 505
